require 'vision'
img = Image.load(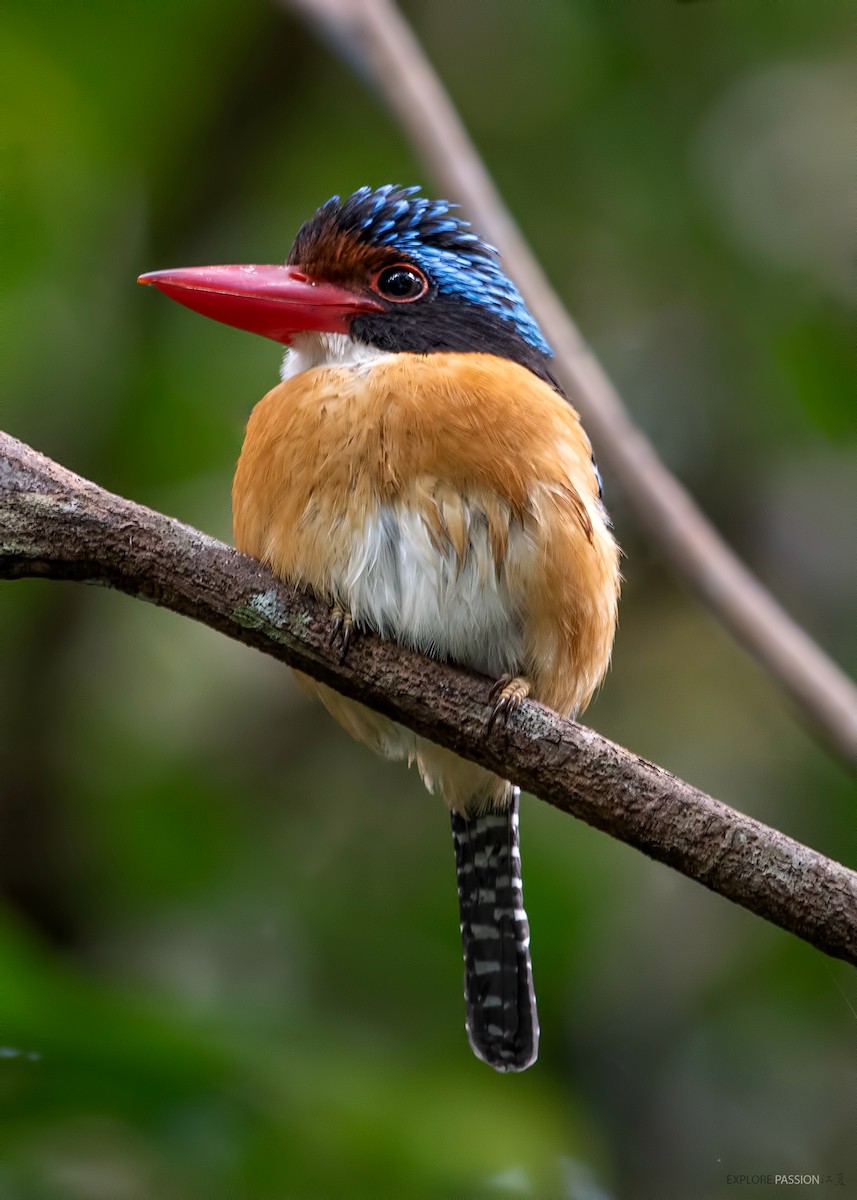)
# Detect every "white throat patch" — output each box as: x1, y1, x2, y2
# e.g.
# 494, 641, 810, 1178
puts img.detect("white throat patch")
280, 332, 393, 381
